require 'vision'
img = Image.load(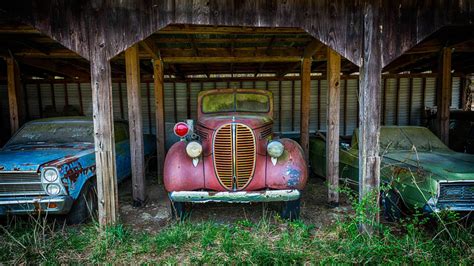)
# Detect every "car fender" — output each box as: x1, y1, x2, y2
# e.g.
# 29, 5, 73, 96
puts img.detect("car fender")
266, 138, 307, 190
164, 141, 205, 192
